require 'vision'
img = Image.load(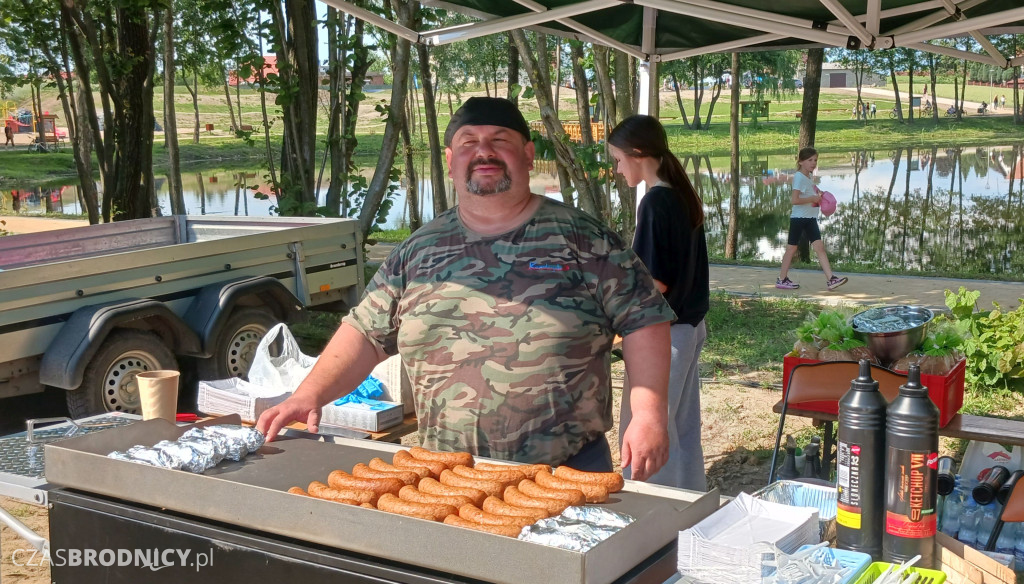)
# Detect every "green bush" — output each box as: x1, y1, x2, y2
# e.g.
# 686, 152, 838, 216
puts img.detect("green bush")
944, 287, 1024, 392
